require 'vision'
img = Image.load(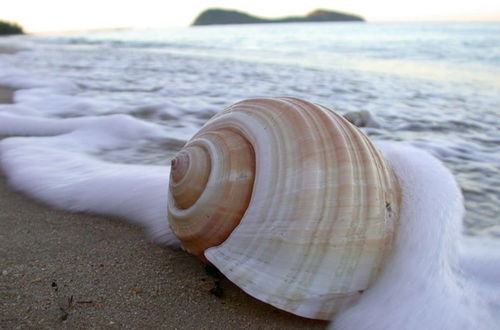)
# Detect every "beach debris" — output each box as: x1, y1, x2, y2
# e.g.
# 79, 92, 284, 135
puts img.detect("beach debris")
58, 295, 73, 321
50, 280, 94, 322
167, 97, 400, 320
